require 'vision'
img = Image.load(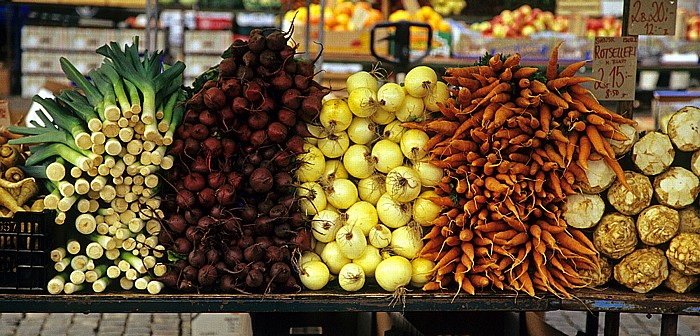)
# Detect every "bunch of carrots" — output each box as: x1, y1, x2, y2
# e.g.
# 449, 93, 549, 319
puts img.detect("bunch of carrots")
406, 43, 636, 298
